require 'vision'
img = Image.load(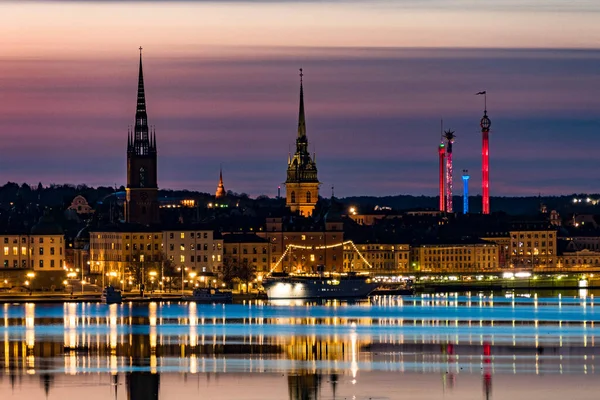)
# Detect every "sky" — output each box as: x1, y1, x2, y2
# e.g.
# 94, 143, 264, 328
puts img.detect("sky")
0, 0, 599, 197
